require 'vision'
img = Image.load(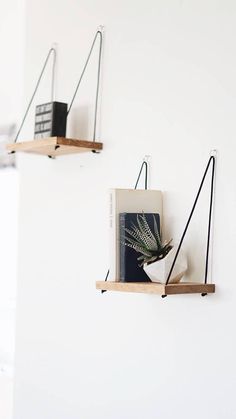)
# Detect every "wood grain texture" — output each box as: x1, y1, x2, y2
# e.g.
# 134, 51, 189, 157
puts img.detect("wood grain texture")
6, 137, 103, 156
96, 281, 215, 295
